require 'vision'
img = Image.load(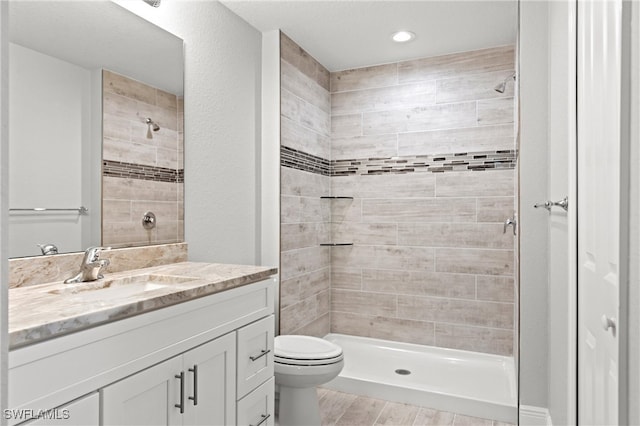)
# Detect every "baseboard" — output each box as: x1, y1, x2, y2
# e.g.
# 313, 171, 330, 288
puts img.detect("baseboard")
519, 405, 552, 426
